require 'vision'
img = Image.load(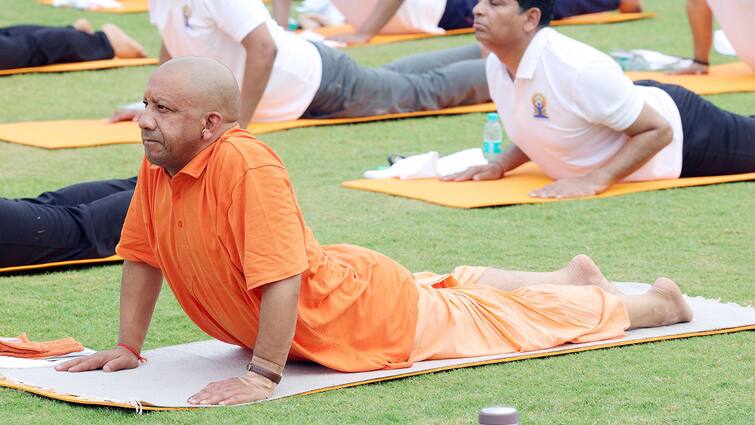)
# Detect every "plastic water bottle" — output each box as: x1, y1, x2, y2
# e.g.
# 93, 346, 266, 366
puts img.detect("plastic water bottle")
479, 406, 520, 425
482, 112, 504, 162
